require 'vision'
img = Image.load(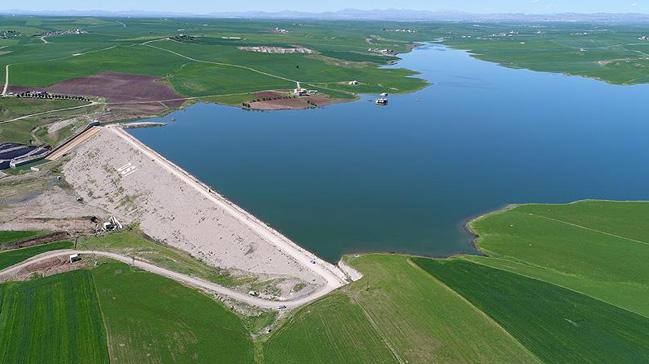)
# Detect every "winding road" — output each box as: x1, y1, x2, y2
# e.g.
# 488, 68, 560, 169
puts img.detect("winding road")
0, 249, 349, 310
